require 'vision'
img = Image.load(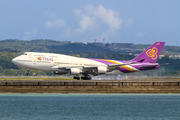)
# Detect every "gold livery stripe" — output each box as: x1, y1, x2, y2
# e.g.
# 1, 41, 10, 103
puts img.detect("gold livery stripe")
102, 59, 137, 72
121, 65, 136, 72
102, 59, 119, 64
